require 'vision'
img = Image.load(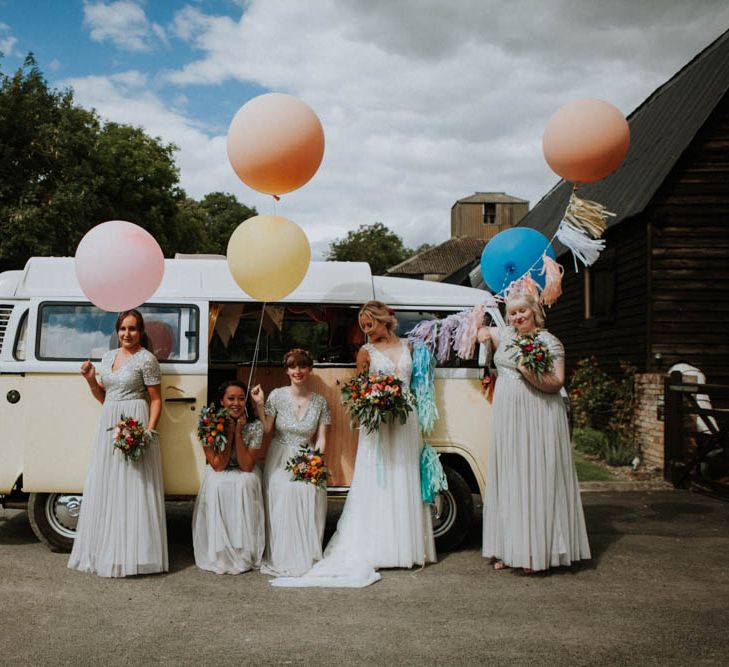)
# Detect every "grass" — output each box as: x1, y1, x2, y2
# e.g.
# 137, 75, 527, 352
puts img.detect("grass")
573, 448, 618, 482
